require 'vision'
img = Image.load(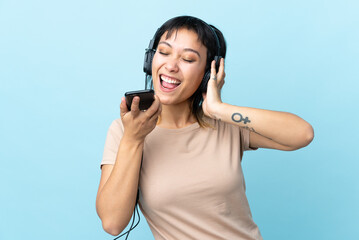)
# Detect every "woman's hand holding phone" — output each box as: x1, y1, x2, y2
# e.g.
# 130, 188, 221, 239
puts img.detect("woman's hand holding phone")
120, 94, 161, 143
